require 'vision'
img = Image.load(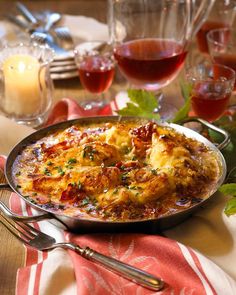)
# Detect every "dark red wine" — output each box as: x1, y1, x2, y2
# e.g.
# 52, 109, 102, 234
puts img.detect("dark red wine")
191, 82, 230, 121
114, 38, 187, 87
214, 54, 236, 89
78, 56, 114, 93
196, 21, 229, 54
